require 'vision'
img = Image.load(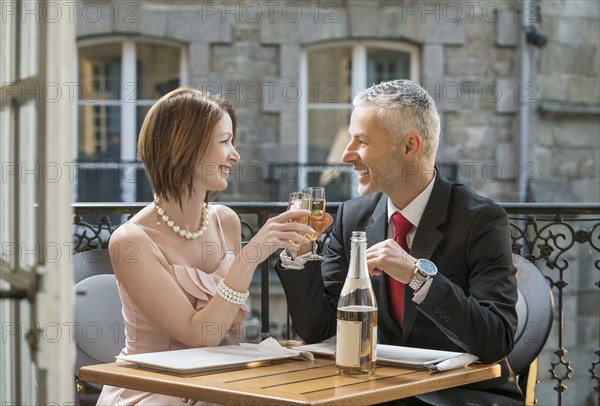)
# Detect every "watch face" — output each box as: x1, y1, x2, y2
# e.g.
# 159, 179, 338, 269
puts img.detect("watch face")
417, 259, 437, 276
